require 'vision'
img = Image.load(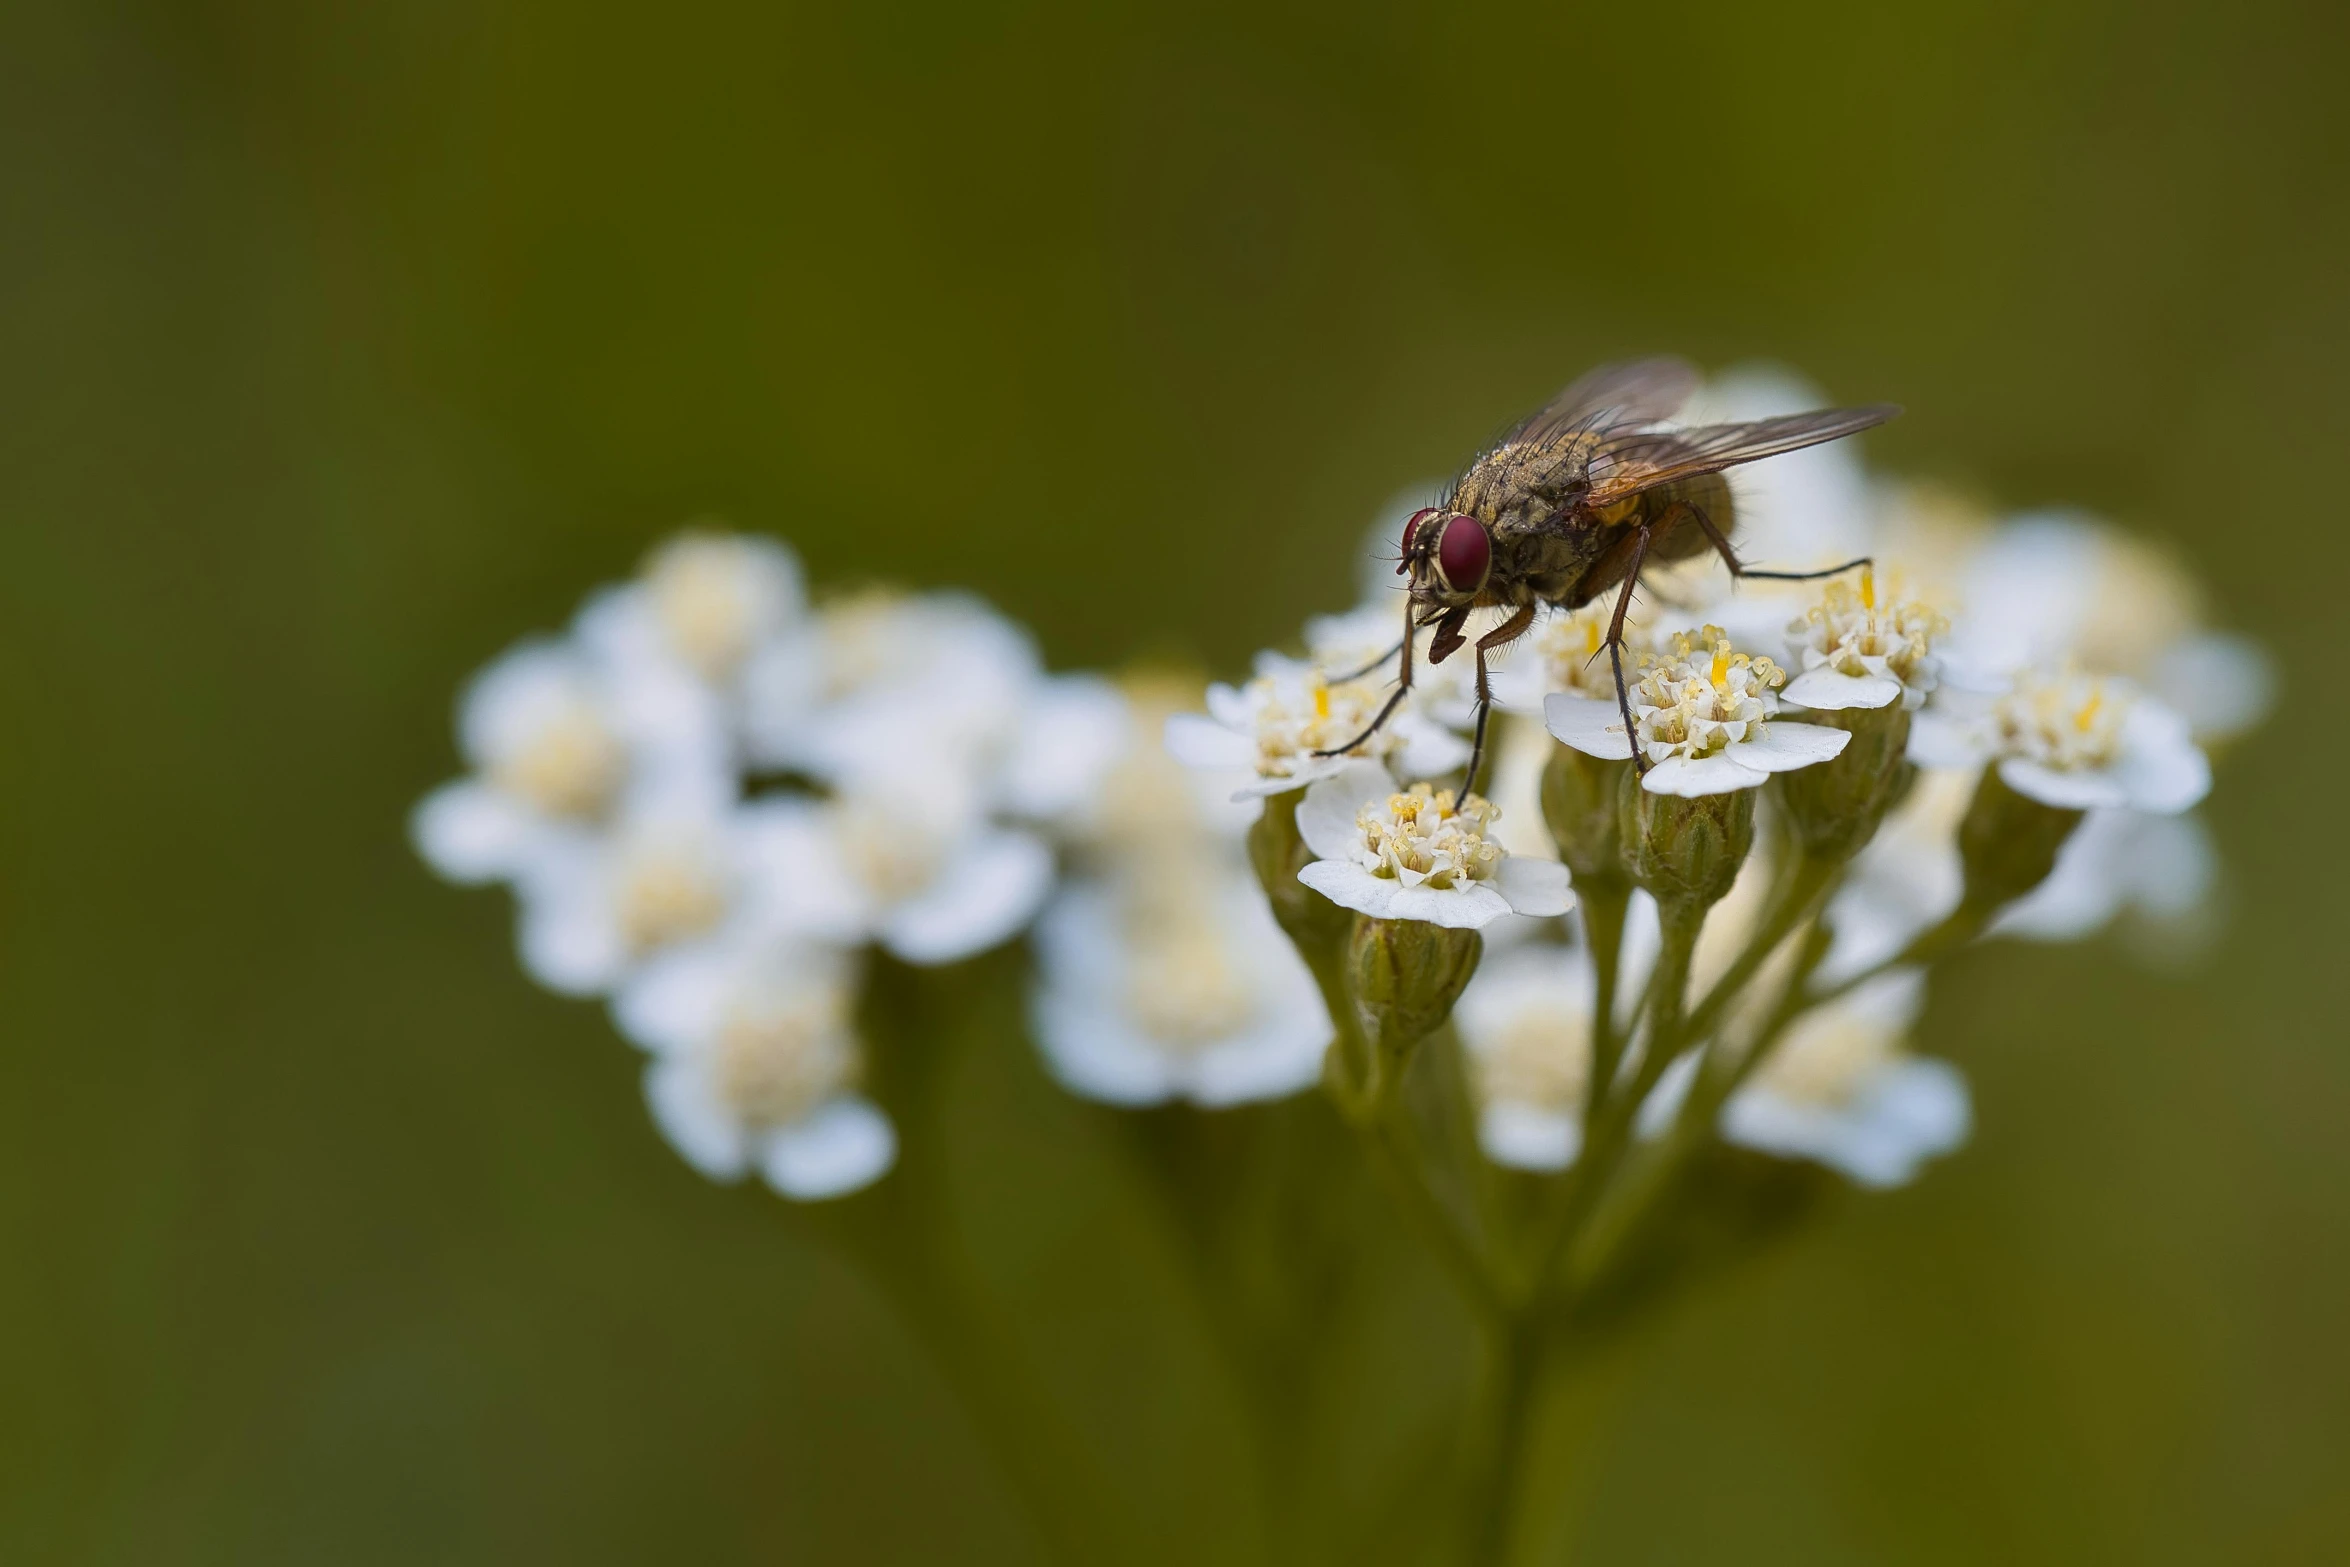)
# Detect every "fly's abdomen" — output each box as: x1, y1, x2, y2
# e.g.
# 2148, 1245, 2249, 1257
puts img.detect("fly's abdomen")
1642, 472, 1737, 564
